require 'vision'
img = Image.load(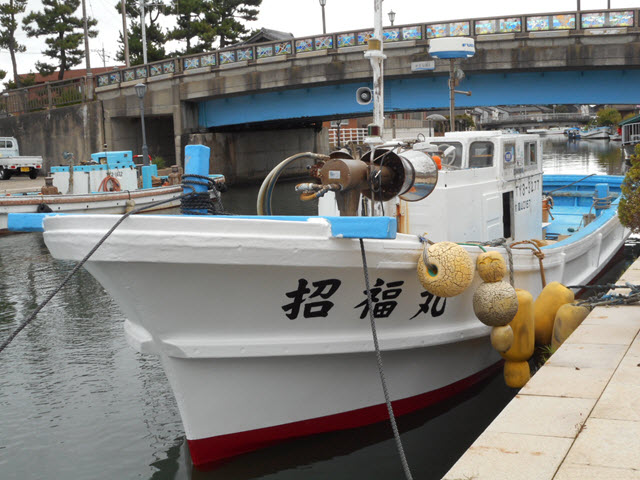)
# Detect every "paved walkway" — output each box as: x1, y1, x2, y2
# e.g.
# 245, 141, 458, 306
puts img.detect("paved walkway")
0, 176, 45, 194
444, 259, 640, 480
